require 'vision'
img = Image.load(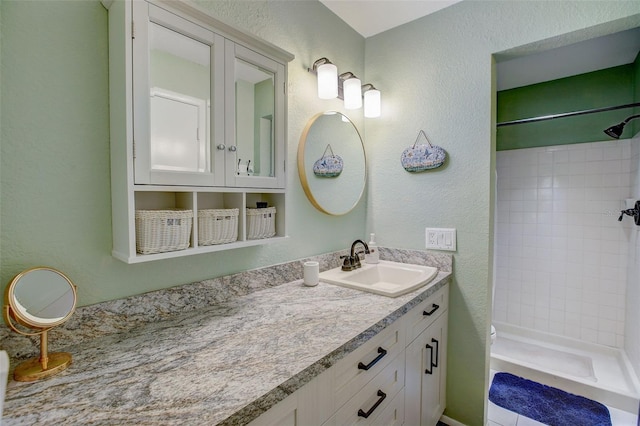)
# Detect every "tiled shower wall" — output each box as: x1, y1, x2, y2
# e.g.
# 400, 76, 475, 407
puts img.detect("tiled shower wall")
493, 139, 634, 348
625, 135, 640, 374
